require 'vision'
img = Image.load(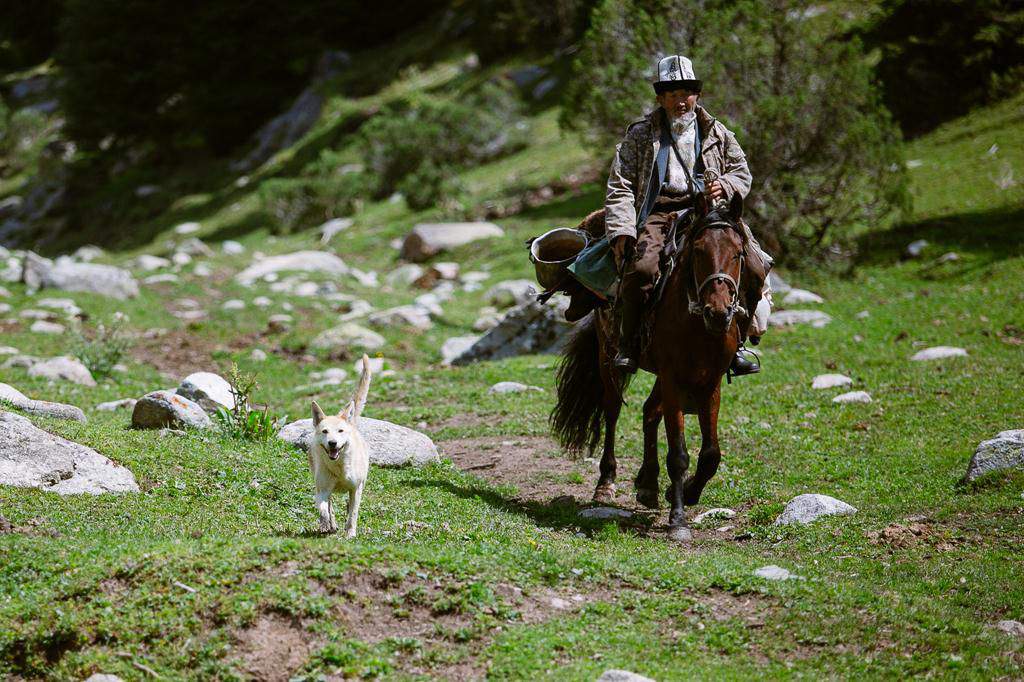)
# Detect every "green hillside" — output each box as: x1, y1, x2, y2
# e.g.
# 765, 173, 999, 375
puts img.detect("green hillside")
2, 29, 1023, 682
